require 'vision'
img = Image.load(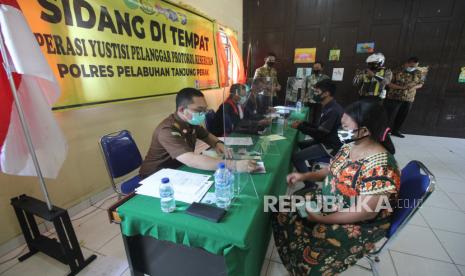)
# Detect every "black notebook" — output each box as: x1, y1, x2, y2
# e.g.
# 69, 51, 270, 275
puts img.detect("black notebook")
185, 202, 226, 223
